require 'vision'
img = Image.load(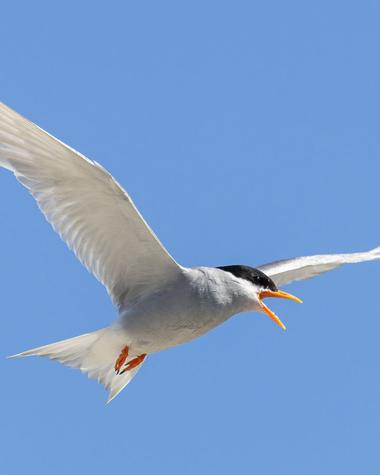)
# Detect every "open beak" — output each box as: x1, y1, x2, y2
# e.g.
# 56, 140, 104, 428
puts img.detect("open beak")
258, 289, 303, 331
